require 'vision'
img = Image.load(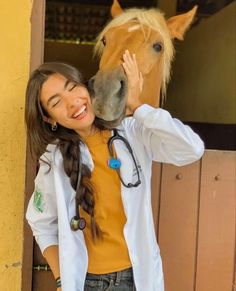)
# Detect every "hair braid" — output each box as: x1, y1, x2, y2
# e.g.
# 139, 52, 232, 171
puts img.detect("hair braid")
58, 138, 102, 240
